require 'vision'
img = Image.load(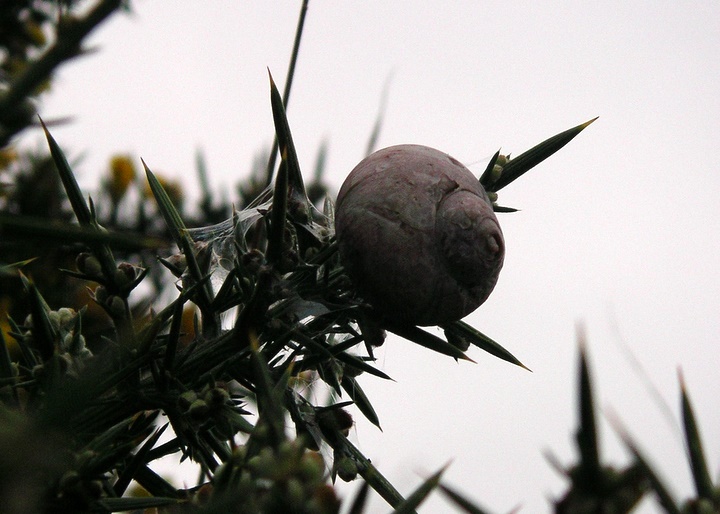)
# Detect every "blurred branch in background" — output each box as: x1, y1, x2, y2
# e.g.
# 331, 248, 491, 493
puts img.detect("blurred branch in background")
0, 0, 126, 148
265, 0, 310, 186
